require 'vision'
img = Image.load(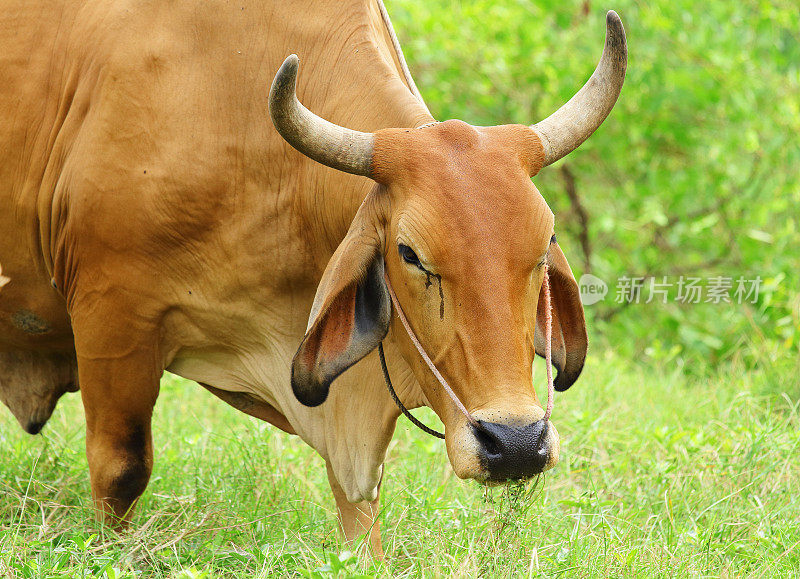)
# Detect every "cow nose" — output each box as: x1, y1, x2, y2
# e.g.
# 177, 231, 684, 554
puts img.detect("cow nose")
25, 420, 45, 435
473, 420, 550, 480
